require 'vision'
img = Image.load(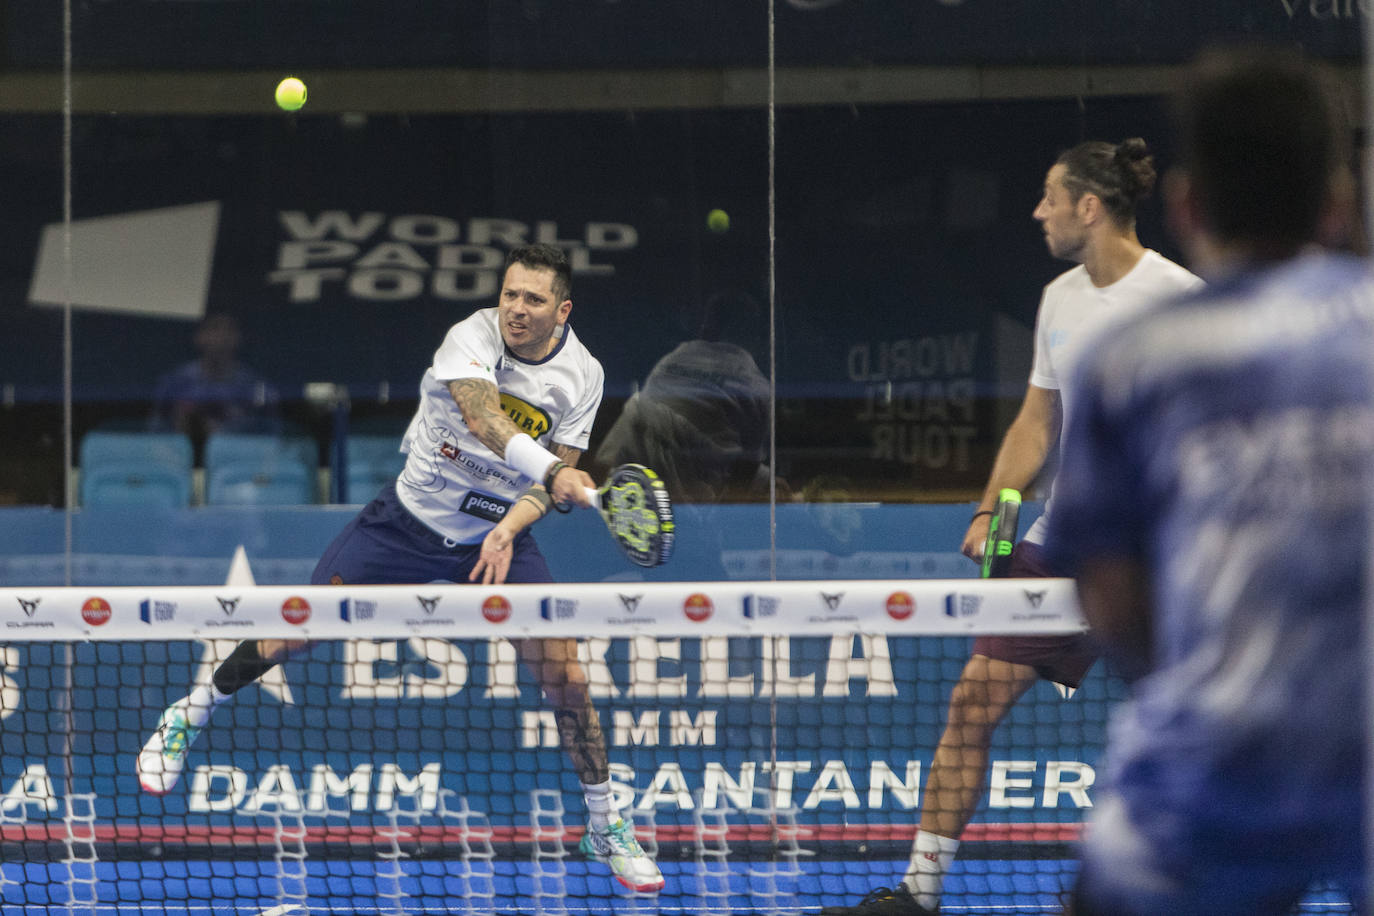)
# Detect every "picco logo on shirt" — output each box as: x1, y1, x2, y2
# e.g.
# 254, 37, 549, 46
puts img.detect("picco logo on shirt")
460, 491, 512, 523
499, 394, 552, 439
